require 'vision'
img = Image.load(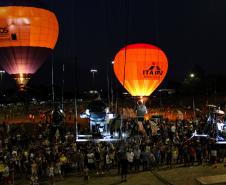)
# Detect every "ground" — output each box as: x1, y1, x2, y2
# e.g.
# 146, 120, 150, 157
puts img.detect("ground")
16, 163, 226, 185
158, 163, 226, 185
